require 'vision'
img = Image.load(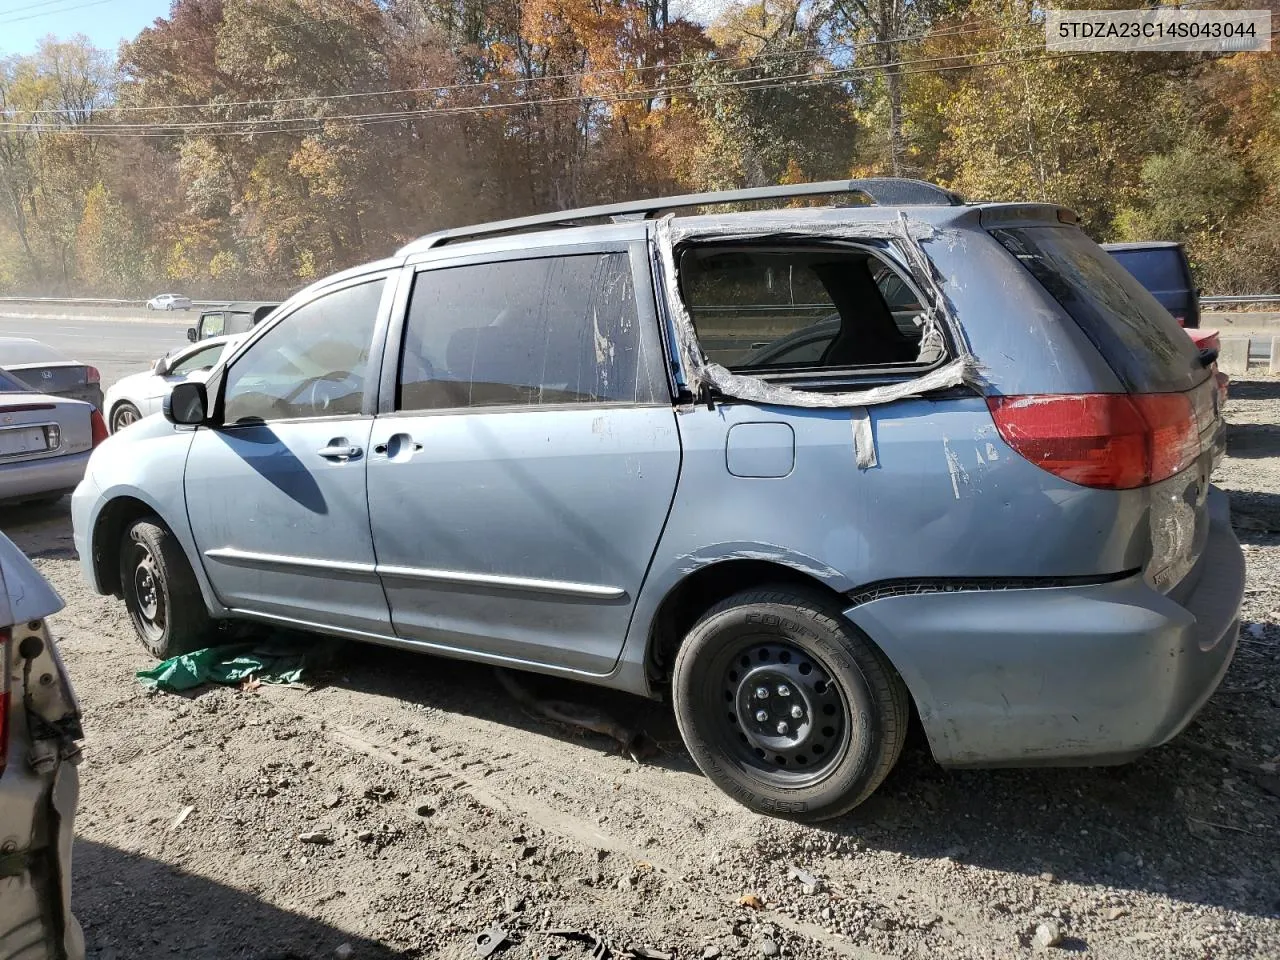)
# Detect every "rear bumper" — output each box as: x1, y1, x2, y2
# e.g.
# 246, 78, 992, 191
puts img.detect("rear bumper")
844, 487, 1243, 767
0, 450, 90, 505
